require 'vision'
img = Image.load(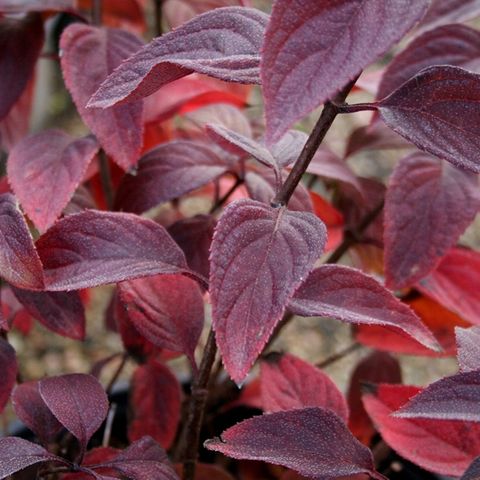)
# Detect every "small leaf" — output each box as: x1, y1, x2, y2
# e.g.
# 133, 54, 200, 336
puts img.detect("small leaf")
289, 265, 439, 352
205, 408, 384, 480
88, 7, 269, 108
378, 66, 480, 173
0, 337, 16, 414
36, 210, 188, 291
39, 374, 109, 452
210, 199, 326, 383
456, 326, 480, 373
7, 130, 99, 232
